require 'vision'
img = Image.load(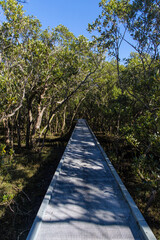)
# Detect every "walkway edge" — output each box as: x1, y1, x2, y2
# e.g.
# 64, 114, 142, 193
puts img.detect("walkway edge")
26, 126, 76, 240
85, 120, 157, 240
